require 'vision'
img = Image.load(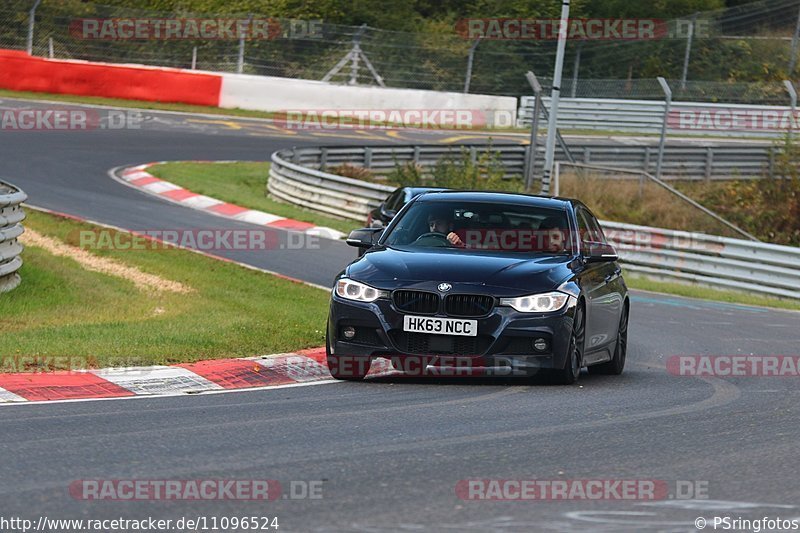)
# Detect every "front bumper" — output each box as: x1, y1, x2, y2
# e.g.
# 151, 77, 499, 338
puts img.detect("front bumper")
328, 292, 577, 375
